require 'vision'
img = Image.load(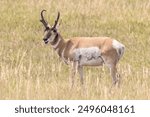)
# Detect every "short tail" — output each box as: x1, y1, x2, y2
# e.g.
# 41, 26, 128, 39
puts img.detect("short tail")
117, 45, 125, 60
